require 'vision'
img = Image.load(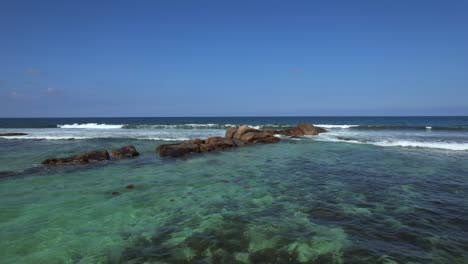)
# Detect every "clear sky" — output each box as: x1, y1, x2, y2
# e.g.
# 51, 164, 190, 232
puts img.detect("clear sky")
1, 0, 467, 117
